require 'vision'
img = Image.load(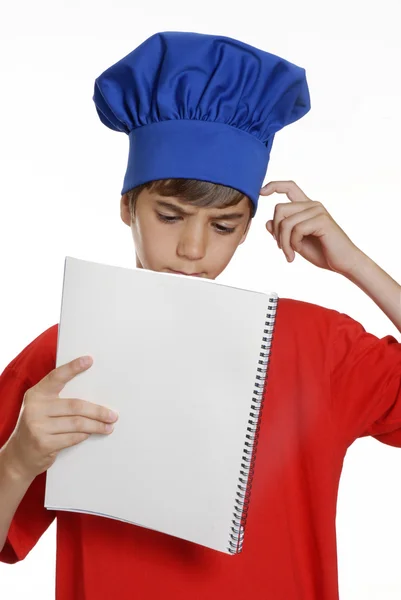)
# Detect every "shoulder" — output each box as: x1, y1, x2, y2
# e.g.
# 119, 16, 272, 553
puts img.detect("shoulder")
0, 324, 59, 447
275, 297, 340, 336
275, 297, 384, 350
3, 323, 59, 386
